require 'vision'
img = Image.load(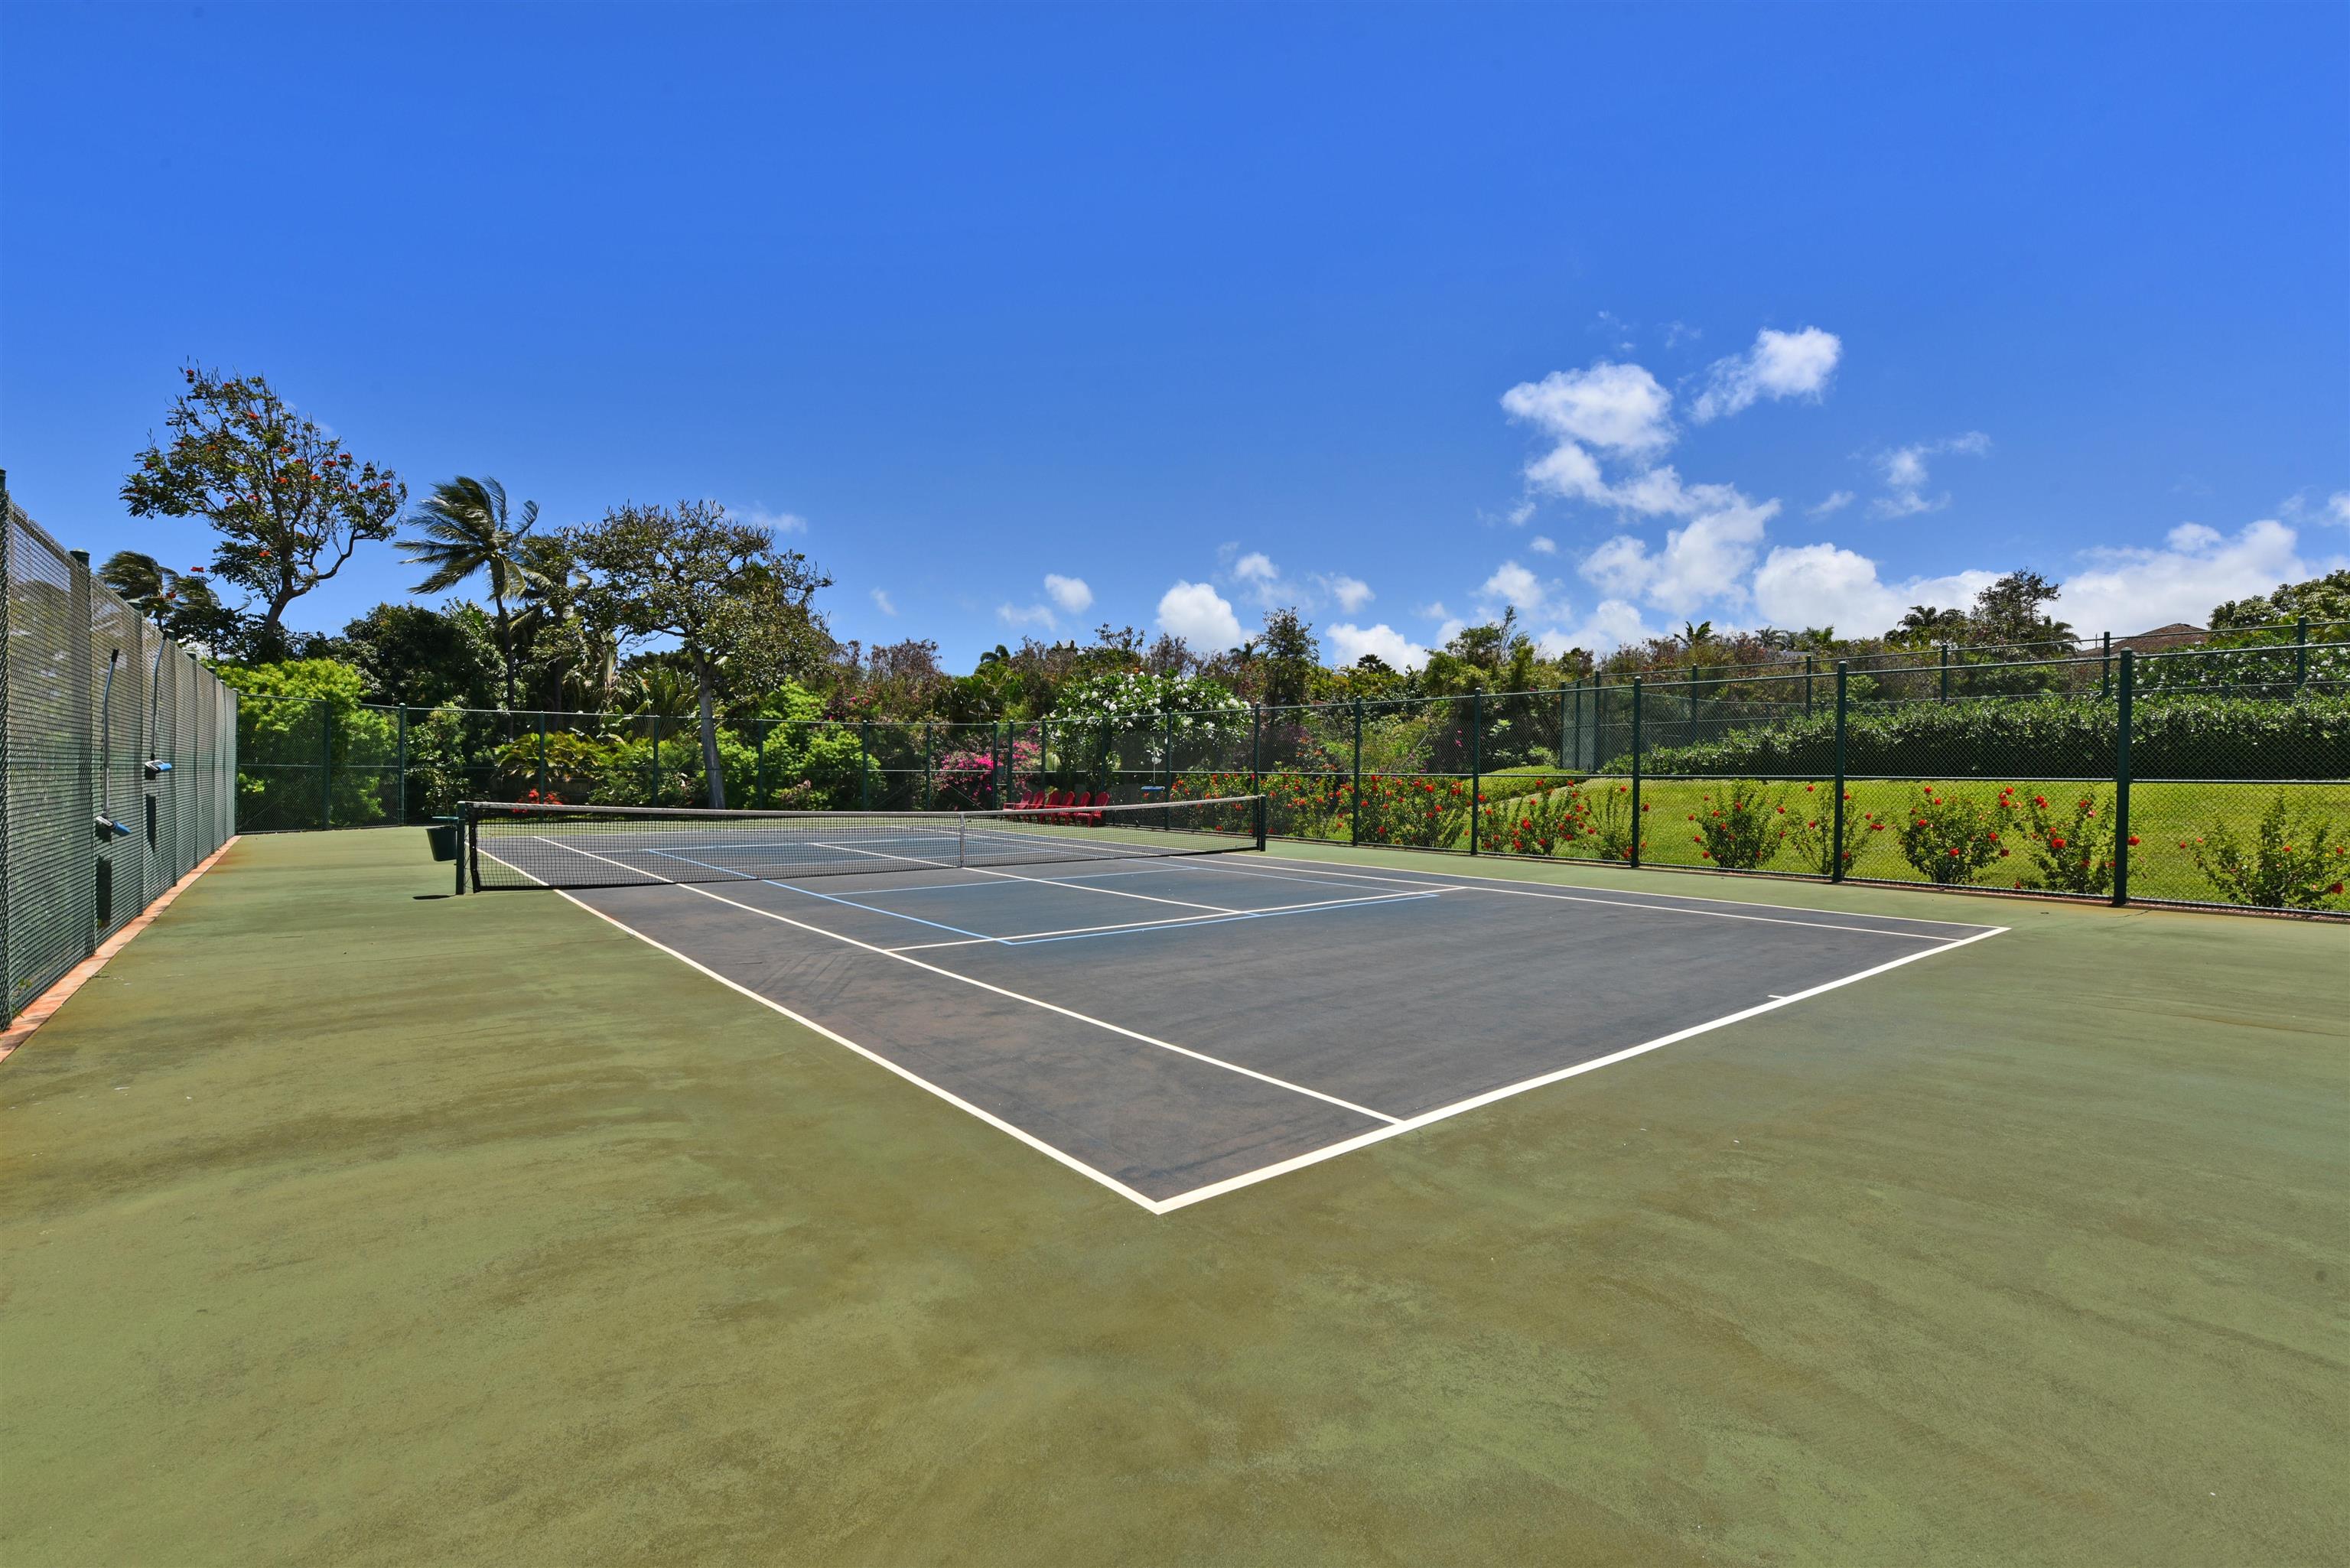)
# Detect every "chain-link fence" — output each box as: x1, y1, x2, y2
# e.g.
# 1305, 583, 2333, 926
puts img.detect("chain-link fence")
230, 638, 2348, 919
2, 477, 240, 1026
